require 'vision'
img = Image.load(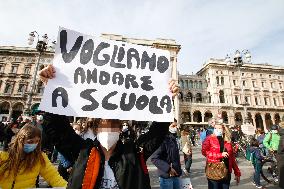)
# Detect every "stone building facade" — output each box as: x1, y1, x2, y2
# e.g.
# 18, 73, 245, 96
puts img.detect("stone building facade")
0, 35, 181, 121
0, 46, 53, 121
178, 74, 212, 125
179, 58, 284, 131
